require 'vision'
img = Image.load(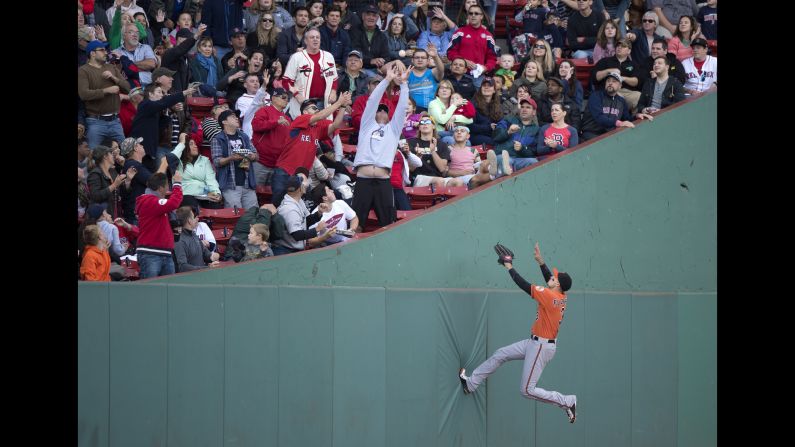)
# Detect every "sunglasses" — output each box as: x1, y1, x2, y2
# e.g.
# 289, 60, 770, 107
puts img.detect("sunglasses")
419, 119, 433, 125
262, 17, 274, 22
534, 44, 546, 49
642, 19, 656, 23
